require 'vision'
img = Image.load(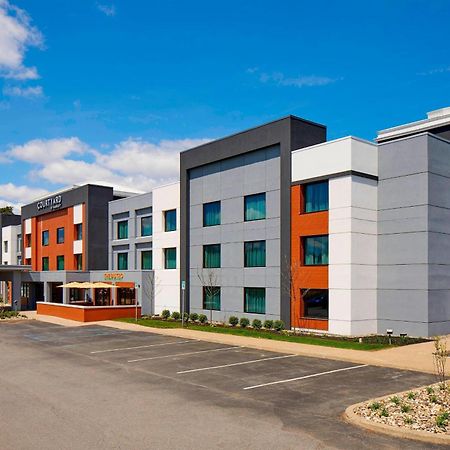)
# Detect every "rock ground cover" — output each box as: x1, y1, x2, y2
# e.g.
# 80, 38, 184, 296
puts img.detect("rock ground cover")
354, 383, 450, 435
